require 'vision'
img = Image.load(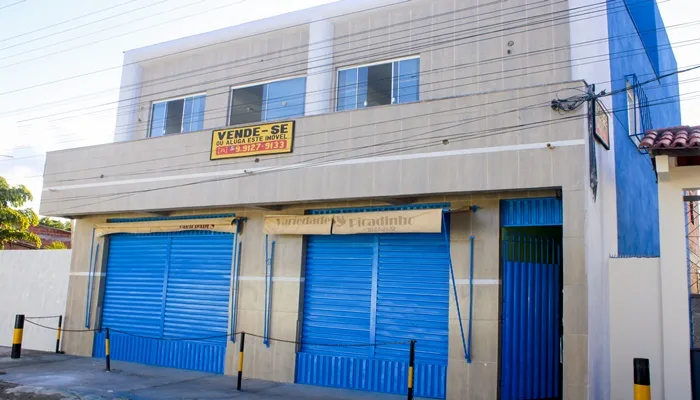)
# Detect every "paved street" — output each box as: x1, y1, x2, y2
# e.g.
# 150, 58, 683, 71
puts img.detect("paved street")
0, 347, 409, 400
